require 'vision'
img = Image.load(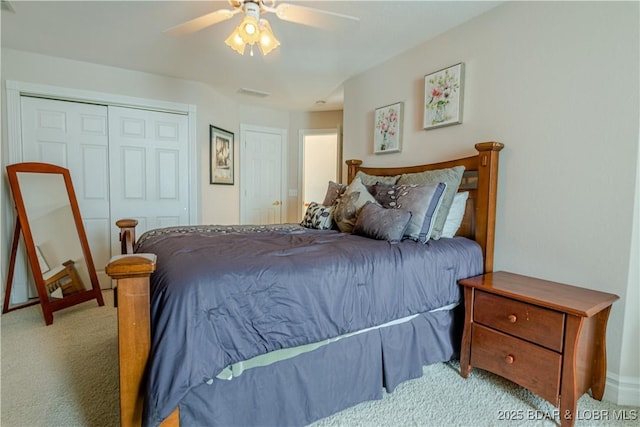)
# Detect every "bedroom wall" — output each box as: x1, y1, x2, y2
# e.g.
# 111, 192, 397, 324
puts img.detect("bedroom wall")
343, 1, 639, 405
0, 49, 340, 226
0, 49, 342, 296
0, 48, 242, 225
0, 49, 343, 227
